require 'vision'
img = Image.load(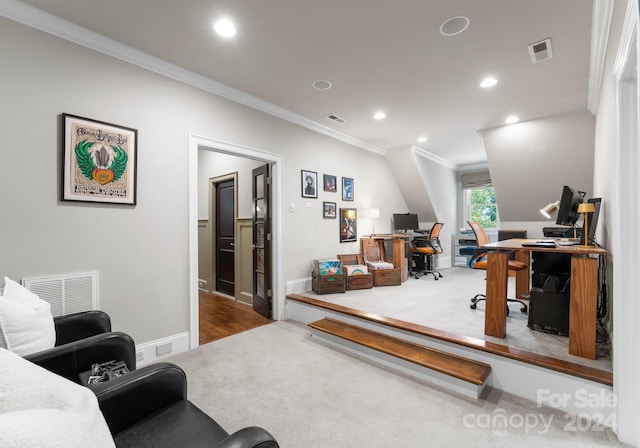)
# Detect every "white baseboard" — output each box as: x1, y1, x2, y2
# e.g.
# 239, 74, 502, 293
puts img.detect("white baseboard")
287, 277, 311, 294
135, 332, 190, 366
